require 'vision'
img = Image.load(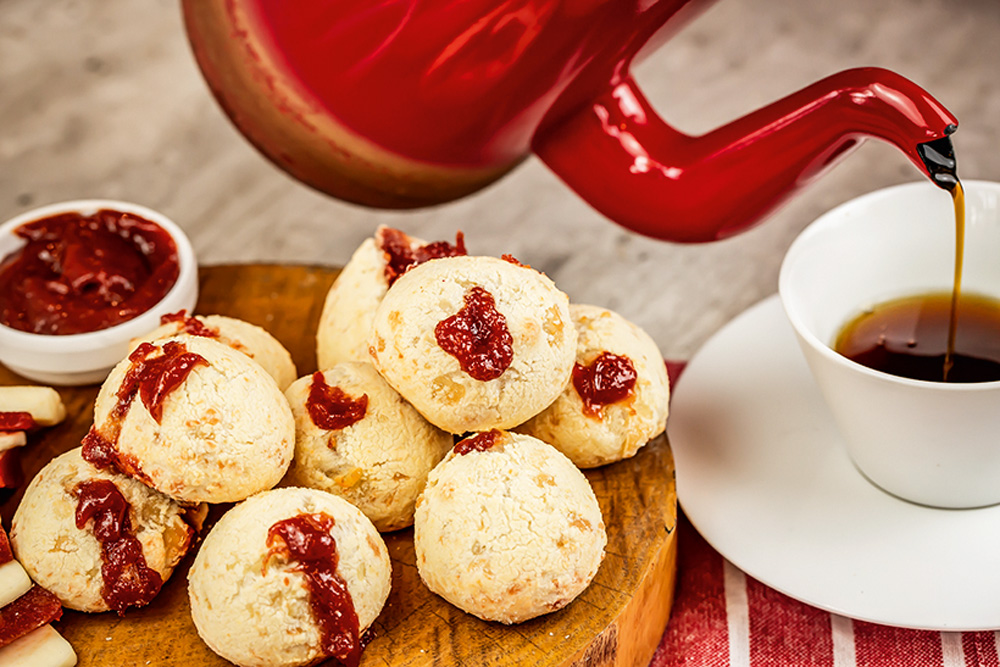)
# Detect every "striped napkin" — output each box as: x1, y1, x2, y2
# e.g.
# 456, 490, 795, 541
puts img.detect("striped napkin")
651, 513, 999, 667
